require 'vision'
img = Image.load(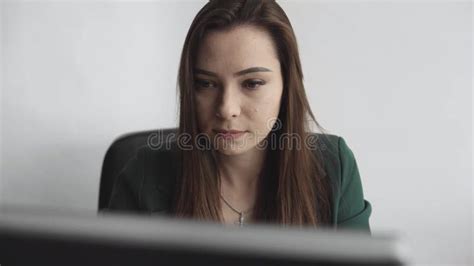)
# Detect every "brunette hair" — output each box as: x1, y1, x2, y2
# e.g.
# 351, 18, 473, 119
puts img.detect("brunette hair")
172, 0, 332, 227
